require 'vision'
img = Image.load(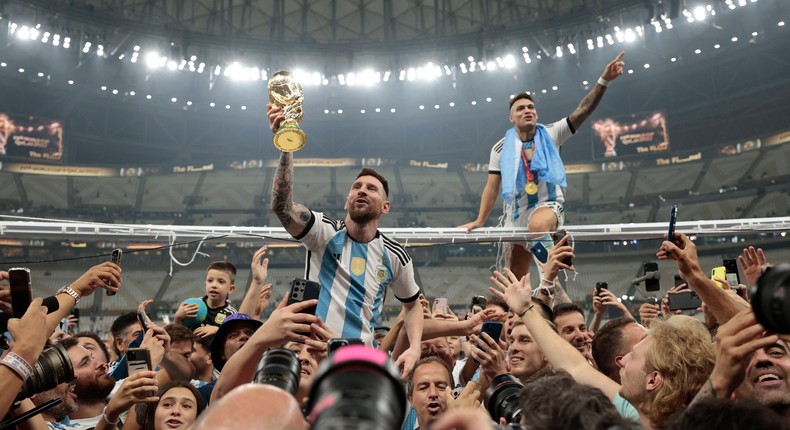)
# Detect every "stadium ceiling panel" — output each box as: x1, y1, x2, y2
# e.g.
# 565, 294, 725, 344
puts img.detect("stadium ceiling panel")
15, 0, 647, 54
